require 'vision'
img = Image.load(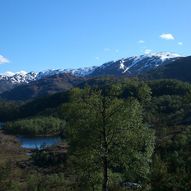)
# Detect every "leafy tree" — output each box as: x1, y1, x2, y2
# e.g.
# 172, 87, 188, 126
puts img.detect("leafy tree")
64, 87, 155, 191
150, 125, 191, 191
148, 79, 191, 97
120, 79, 152, 105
